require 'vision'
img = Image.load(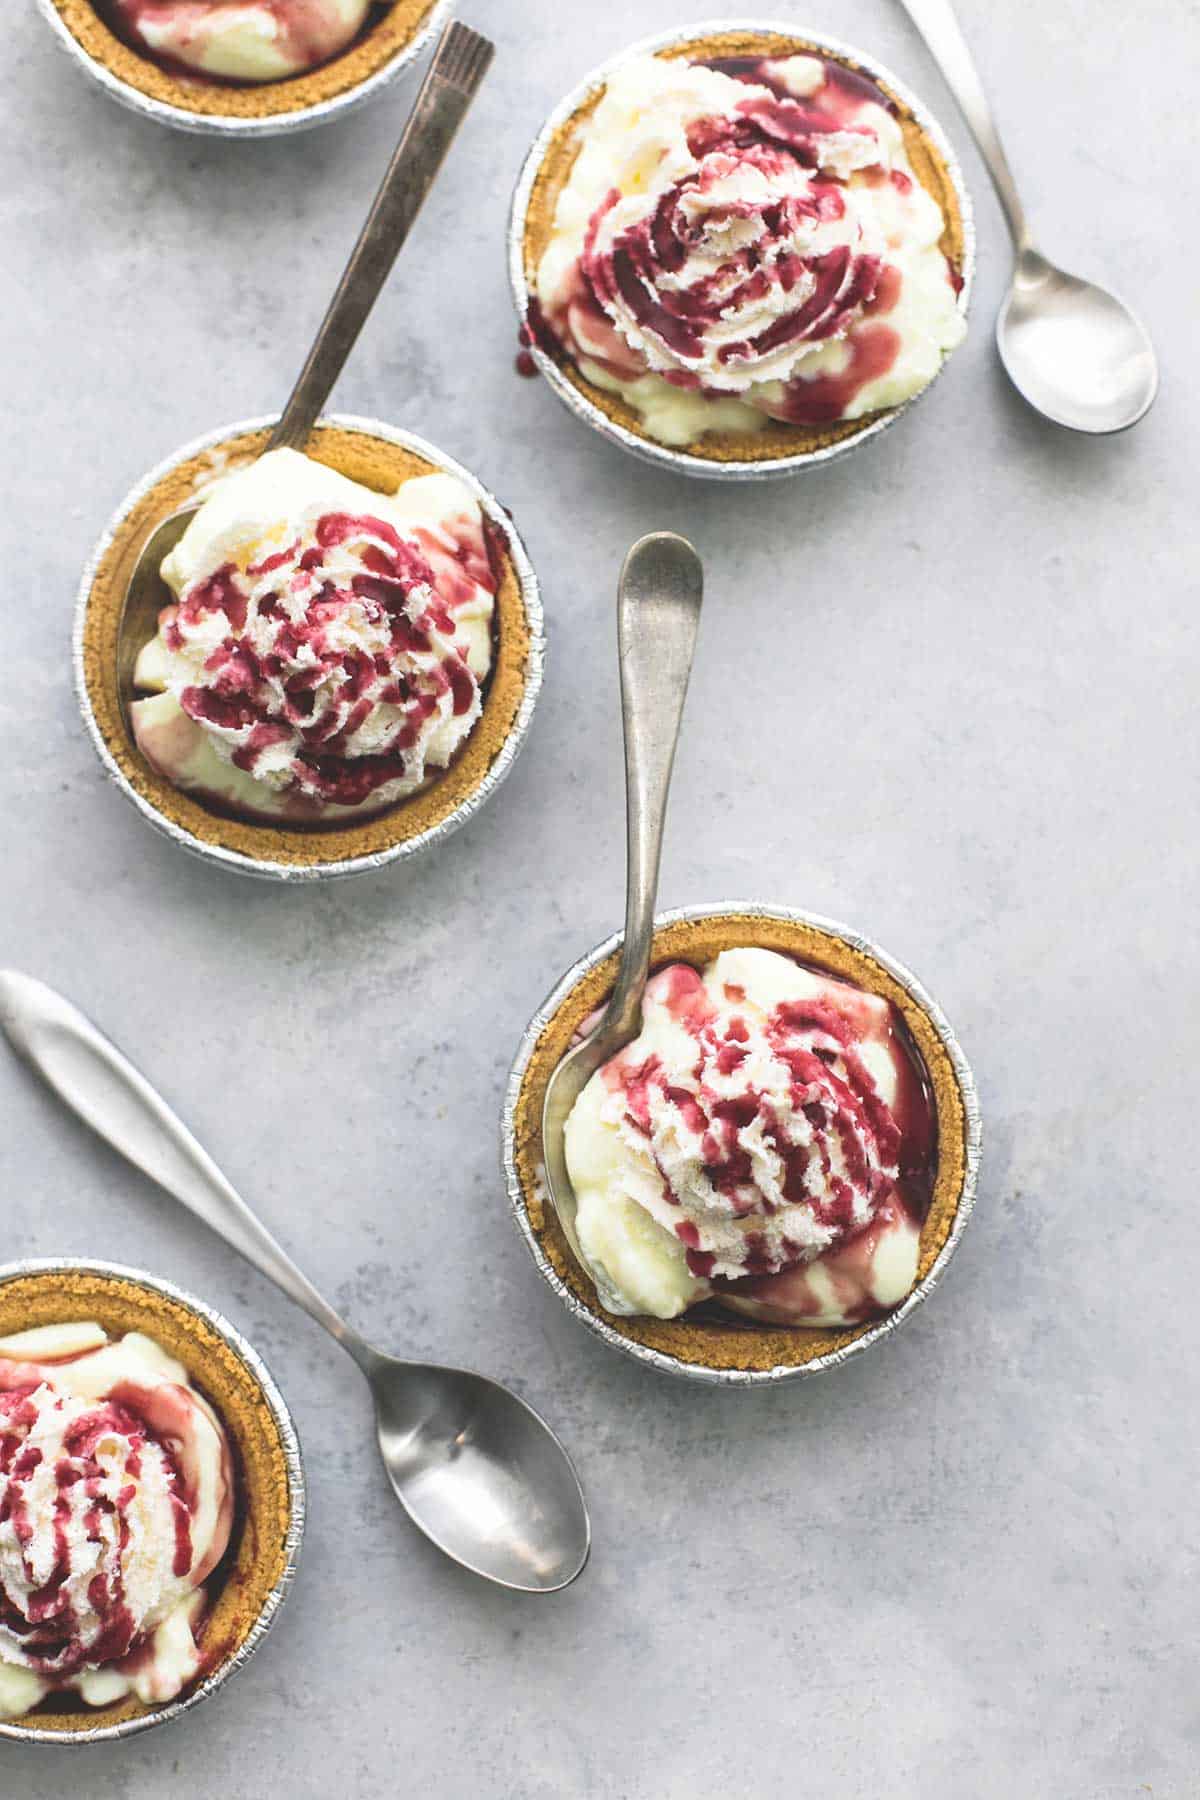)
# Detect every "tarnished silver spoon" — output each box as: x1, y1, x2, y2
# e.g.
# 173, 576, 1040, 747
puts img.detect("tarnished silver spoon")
117, 20, 493, 727
899, 0, 1158, 432
540, 534, 703, 1304
0, 971, 589, 1593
